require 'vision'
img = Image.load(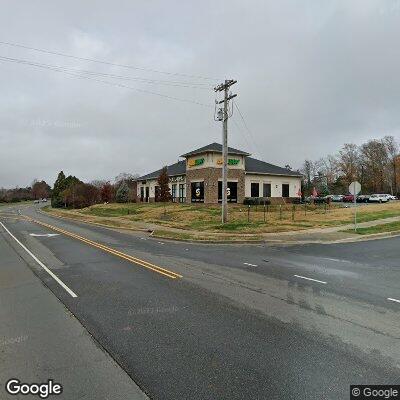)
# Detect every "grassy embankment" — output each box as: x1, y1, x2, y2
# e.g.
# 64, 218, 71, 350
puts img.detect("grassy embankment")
346, 221, 400, 235
43, 201, 400, 240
